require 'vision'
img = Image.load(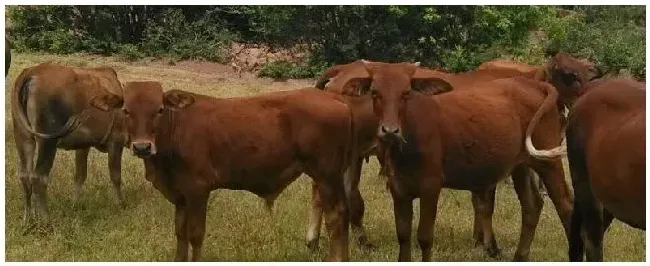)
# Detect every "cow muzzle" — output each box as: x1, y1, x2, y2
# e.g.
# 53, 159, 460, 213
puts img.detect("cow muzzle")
131, 141, 156, 157
378, 125, 406, 144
